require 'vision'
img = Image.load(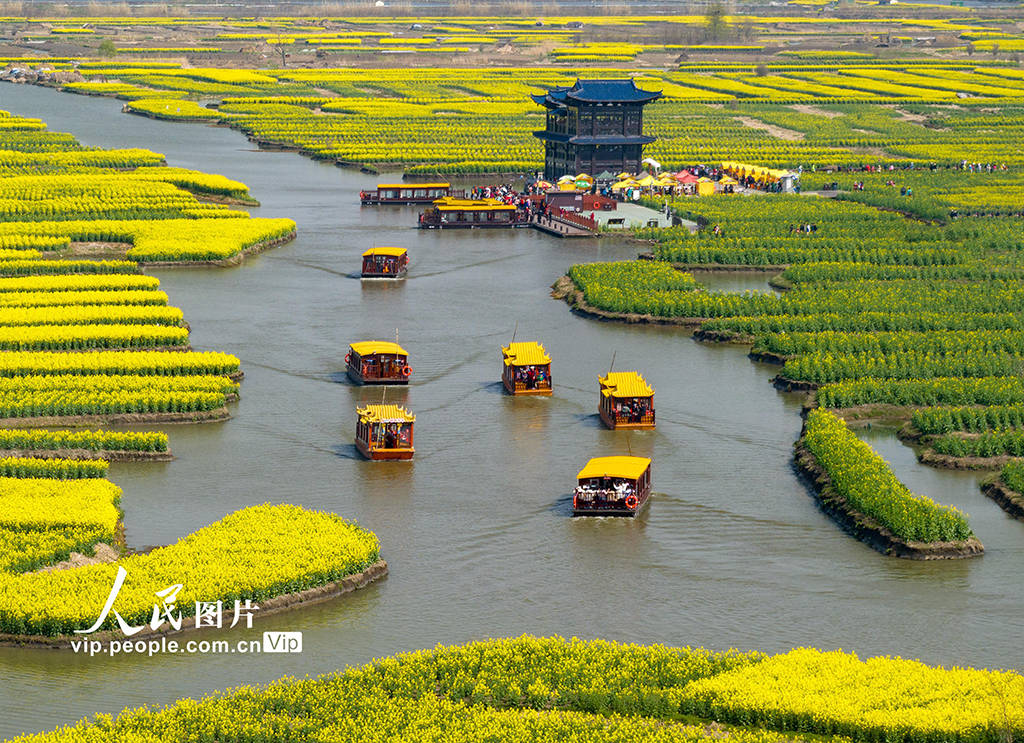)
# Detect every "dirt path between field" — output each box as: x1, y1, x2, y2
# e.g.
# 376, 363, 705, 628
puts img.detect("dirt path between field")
34, 543, 119, 573
791, 104, 842, 119
734, 116, 805, 141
